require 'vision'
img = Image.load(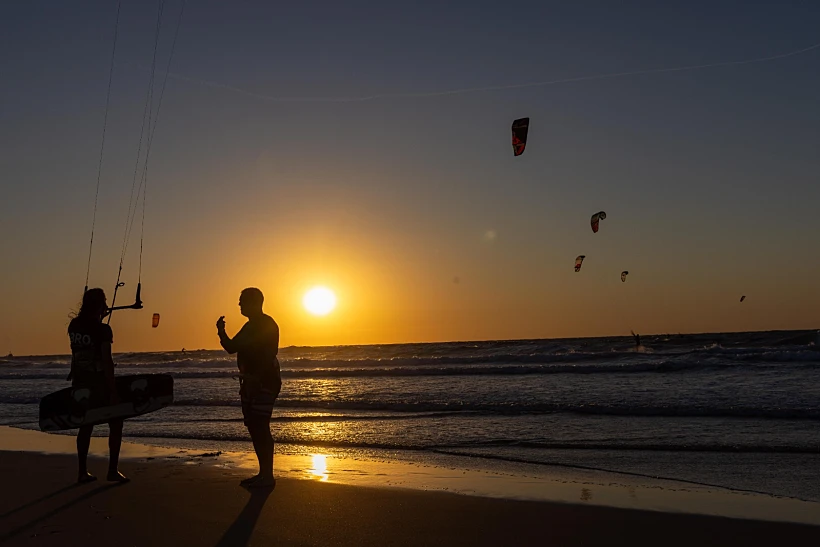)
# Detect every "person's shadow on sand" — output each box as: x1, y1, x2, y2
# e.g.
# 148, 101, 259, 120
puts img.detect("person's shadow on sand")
0, 483, 120, 543
215, 487, 273, 547
0, 483, 79, 519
